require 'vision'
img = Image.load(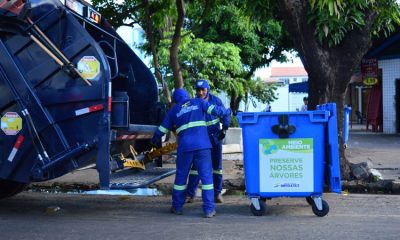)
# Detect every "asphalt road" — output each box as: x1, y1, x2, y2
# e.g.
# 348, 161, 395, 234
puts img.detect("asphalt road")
0, 192, 399, 240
